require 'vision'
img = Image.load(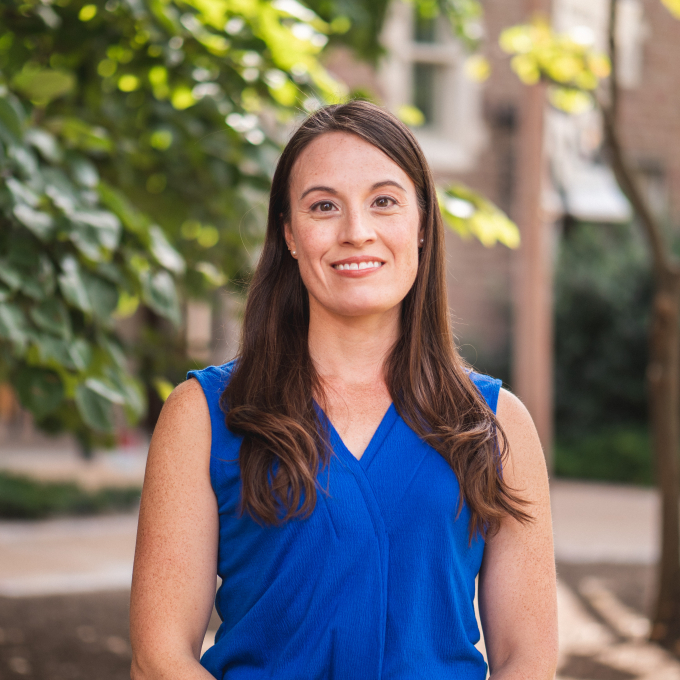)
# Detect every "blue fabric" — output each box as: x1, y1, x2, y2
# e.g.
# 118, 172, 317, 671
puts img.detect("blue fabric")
188, 361, 502, 680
